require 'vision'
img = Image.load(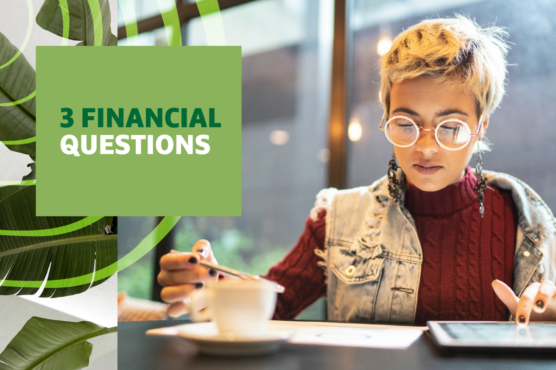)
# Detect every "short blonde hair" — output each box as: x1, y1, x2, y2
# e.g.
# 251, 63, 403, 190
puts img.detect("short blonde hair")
380, 15, 509, 124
